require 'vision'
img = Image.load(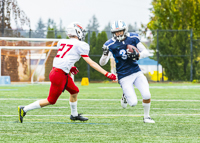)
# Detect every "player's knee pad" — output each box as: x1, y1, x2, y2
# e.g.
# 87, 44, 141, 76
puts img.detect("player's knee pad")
129, 100, 138, 107
143, 94, 151, 100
